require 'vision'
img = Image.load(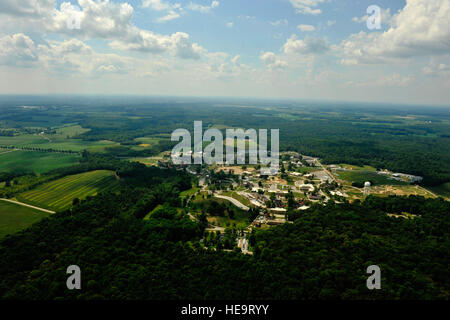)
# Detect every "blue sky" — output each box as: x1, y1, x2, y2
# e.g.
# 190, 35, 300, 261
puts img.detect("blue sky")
0, 0, 449, 105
